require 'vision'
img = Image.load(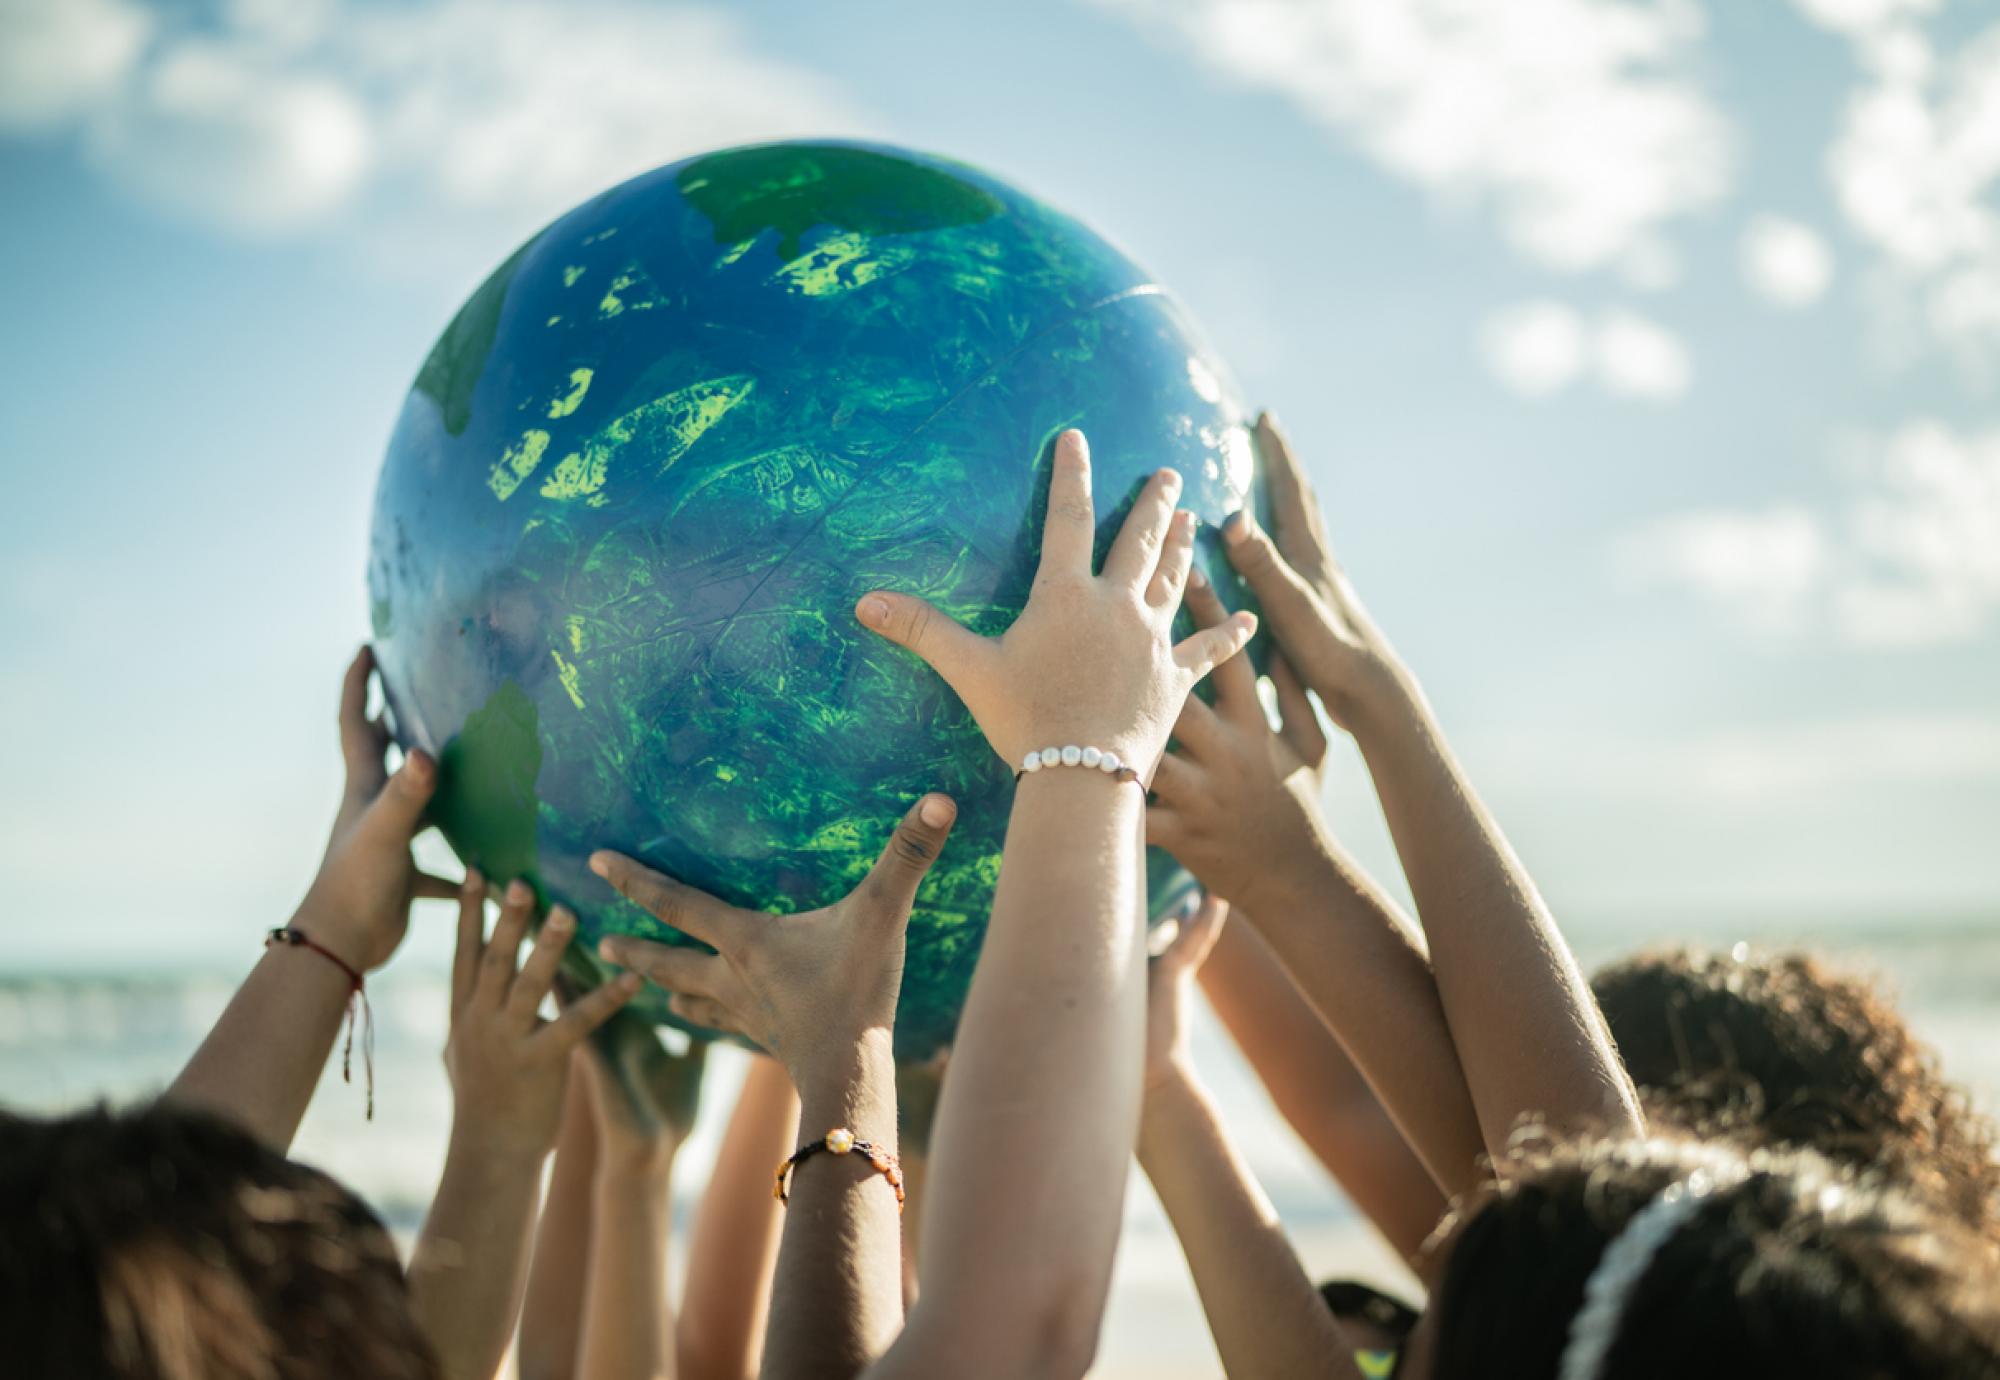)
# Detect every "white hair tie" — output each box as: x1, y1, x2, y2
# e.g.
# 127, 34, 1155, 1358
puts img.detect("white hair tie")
1555, 1166, 1739, 1380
